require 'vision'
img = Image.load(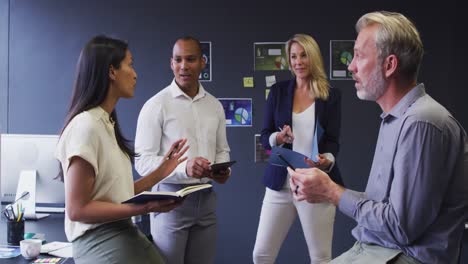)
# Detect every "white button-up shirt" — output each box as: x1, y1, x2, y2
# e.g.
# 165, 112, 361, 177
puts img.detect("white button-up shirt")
135, 79, 230, 185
